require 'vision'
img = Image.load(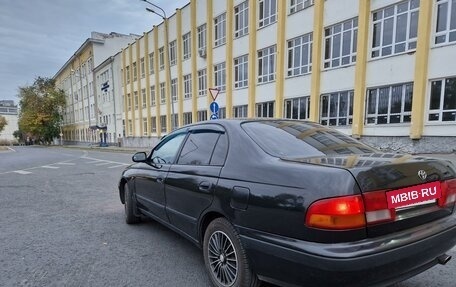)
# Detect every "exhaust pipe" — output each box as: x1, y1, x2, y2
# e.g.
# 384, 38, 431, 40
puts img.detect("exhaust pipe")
437, 254, 452, 265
